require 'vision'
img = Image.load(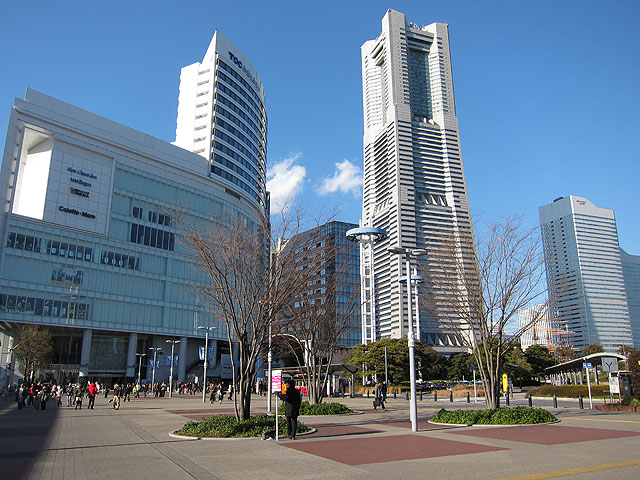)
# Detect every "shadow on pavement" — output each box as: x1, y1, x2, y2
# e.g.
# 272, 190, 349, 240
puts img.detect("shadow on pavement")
0, 398, 60, 480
